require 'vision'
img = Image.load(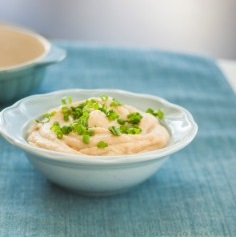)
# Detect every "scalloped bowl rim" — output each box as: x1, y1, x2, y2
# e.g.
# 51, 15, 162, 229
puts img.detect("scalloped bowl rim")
0, 89, 198, 166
